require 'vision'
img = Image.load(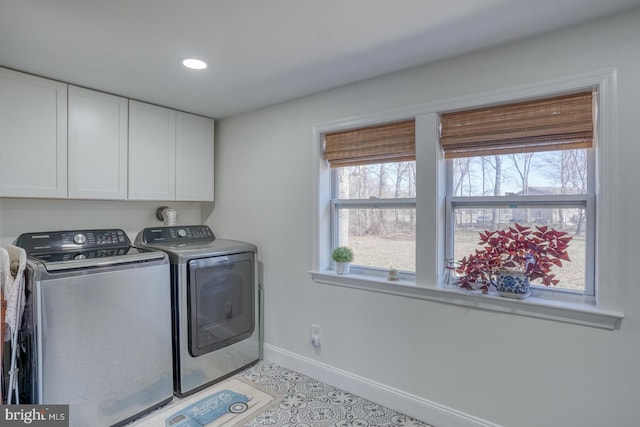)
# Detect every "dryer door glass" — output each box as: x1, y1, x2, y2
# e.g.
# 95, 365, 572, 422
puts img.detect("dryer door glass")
187, 252, 255, 357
